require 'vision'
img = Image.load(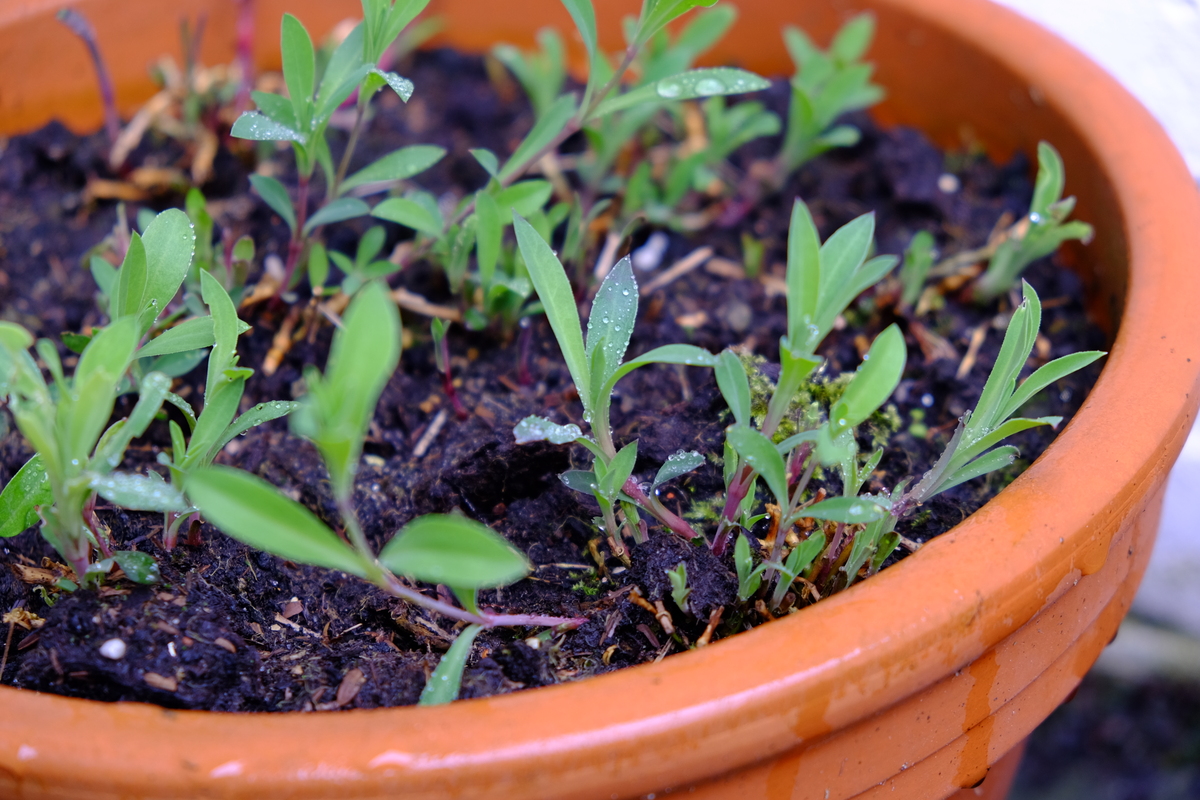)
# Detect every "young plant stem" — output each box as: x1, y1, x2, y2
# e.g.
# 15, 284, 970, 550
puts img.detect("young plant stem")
233, 0, 256, 115
437, 334, 470, 421
56, 9, 120, 147
814, 523, 848, 588
82, 493, 113, 558
331, 97, 369, 200
379, 568, 586, 630
278, 174, 311, 298
601, 503, 627, 560
516, 317, 535, 387
622, 478, 703, 542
